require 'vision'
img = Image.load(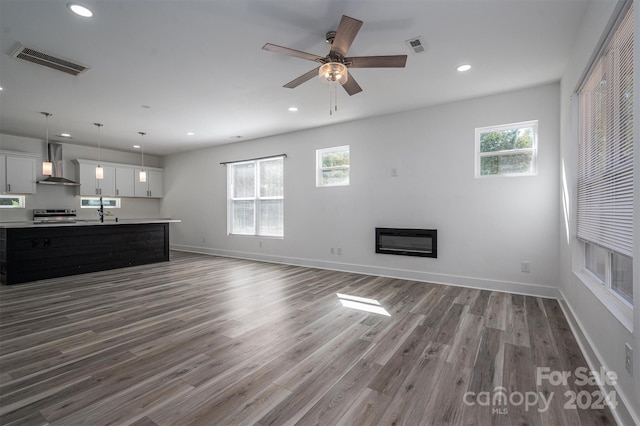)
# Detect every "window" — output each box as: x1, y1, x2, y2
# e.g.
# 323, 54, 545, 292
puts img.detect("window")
317, 145, 350, 187
228, 156, 284, 237
0, 195, 25, 208
475, 121, 538, 177
578, 3, 633, 305
80, 197, 121, 208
